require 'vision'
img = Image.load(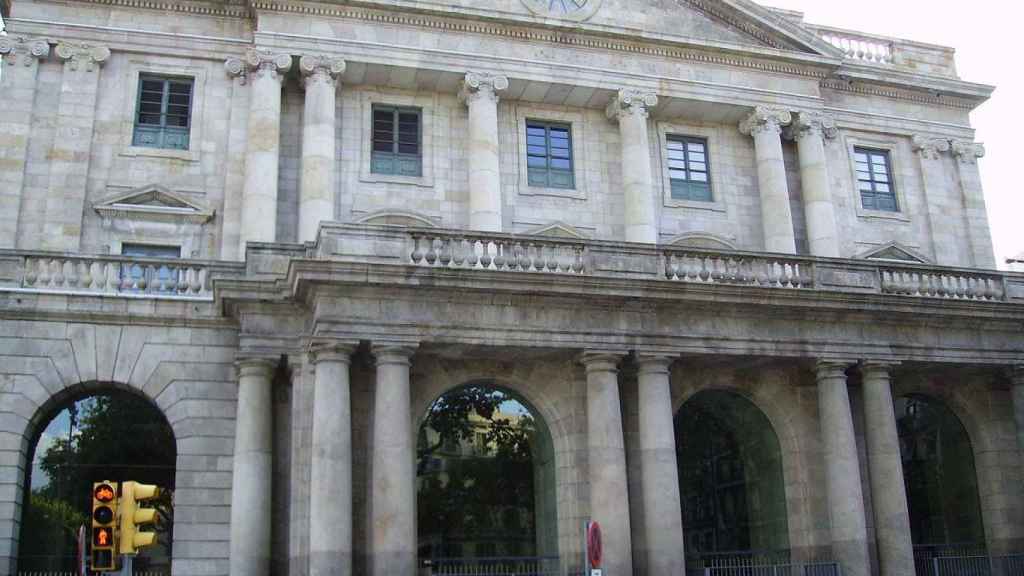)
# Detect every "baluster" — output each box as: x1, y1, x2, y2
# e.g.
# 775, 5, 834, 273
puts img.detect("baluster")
82, 261, 96, 290
438, 238, 452, 267
493, 241, 507, 269
411, 234, 424, 264
954, 276, 967, 299
66, 260, 80, 288
480, 240, 493, 269
767, 260, 781, 287
452, 237, 466, 267
187, 267, 201, 294
573, 245, 584, 273
138, 265, 151, 292
465, 237, 481, 268
51, 259, 65, 288
517, 241, 531, 270
936, 274, 950, 297
709, 256, 723, 282
665, 252, 677, 279
986, 278, 1001, 300
425, 236, 438, 265
697, 255, 710, 282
